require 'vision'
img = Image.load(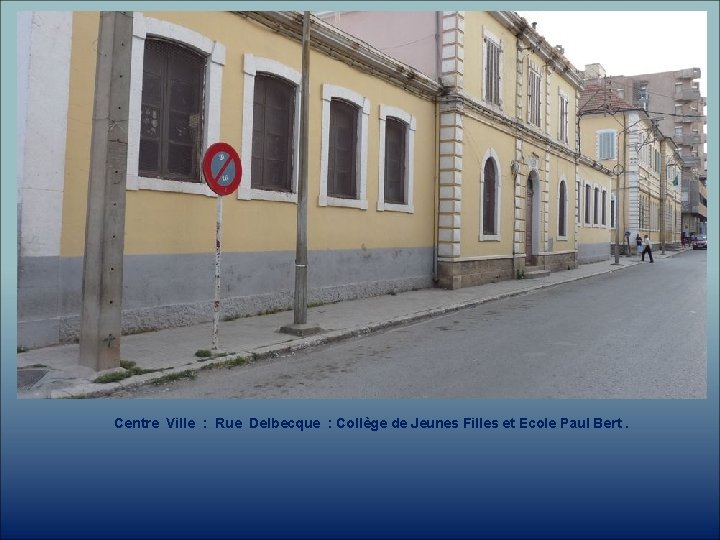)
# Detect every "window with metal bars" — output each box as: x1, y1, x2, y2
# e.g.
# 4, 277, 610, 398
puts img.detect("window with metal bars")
384, 117, 407, 204
139, 39, 205, 182
328, 99, 358, 199
251, 73, 295, 192
484, 38, 501, 105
